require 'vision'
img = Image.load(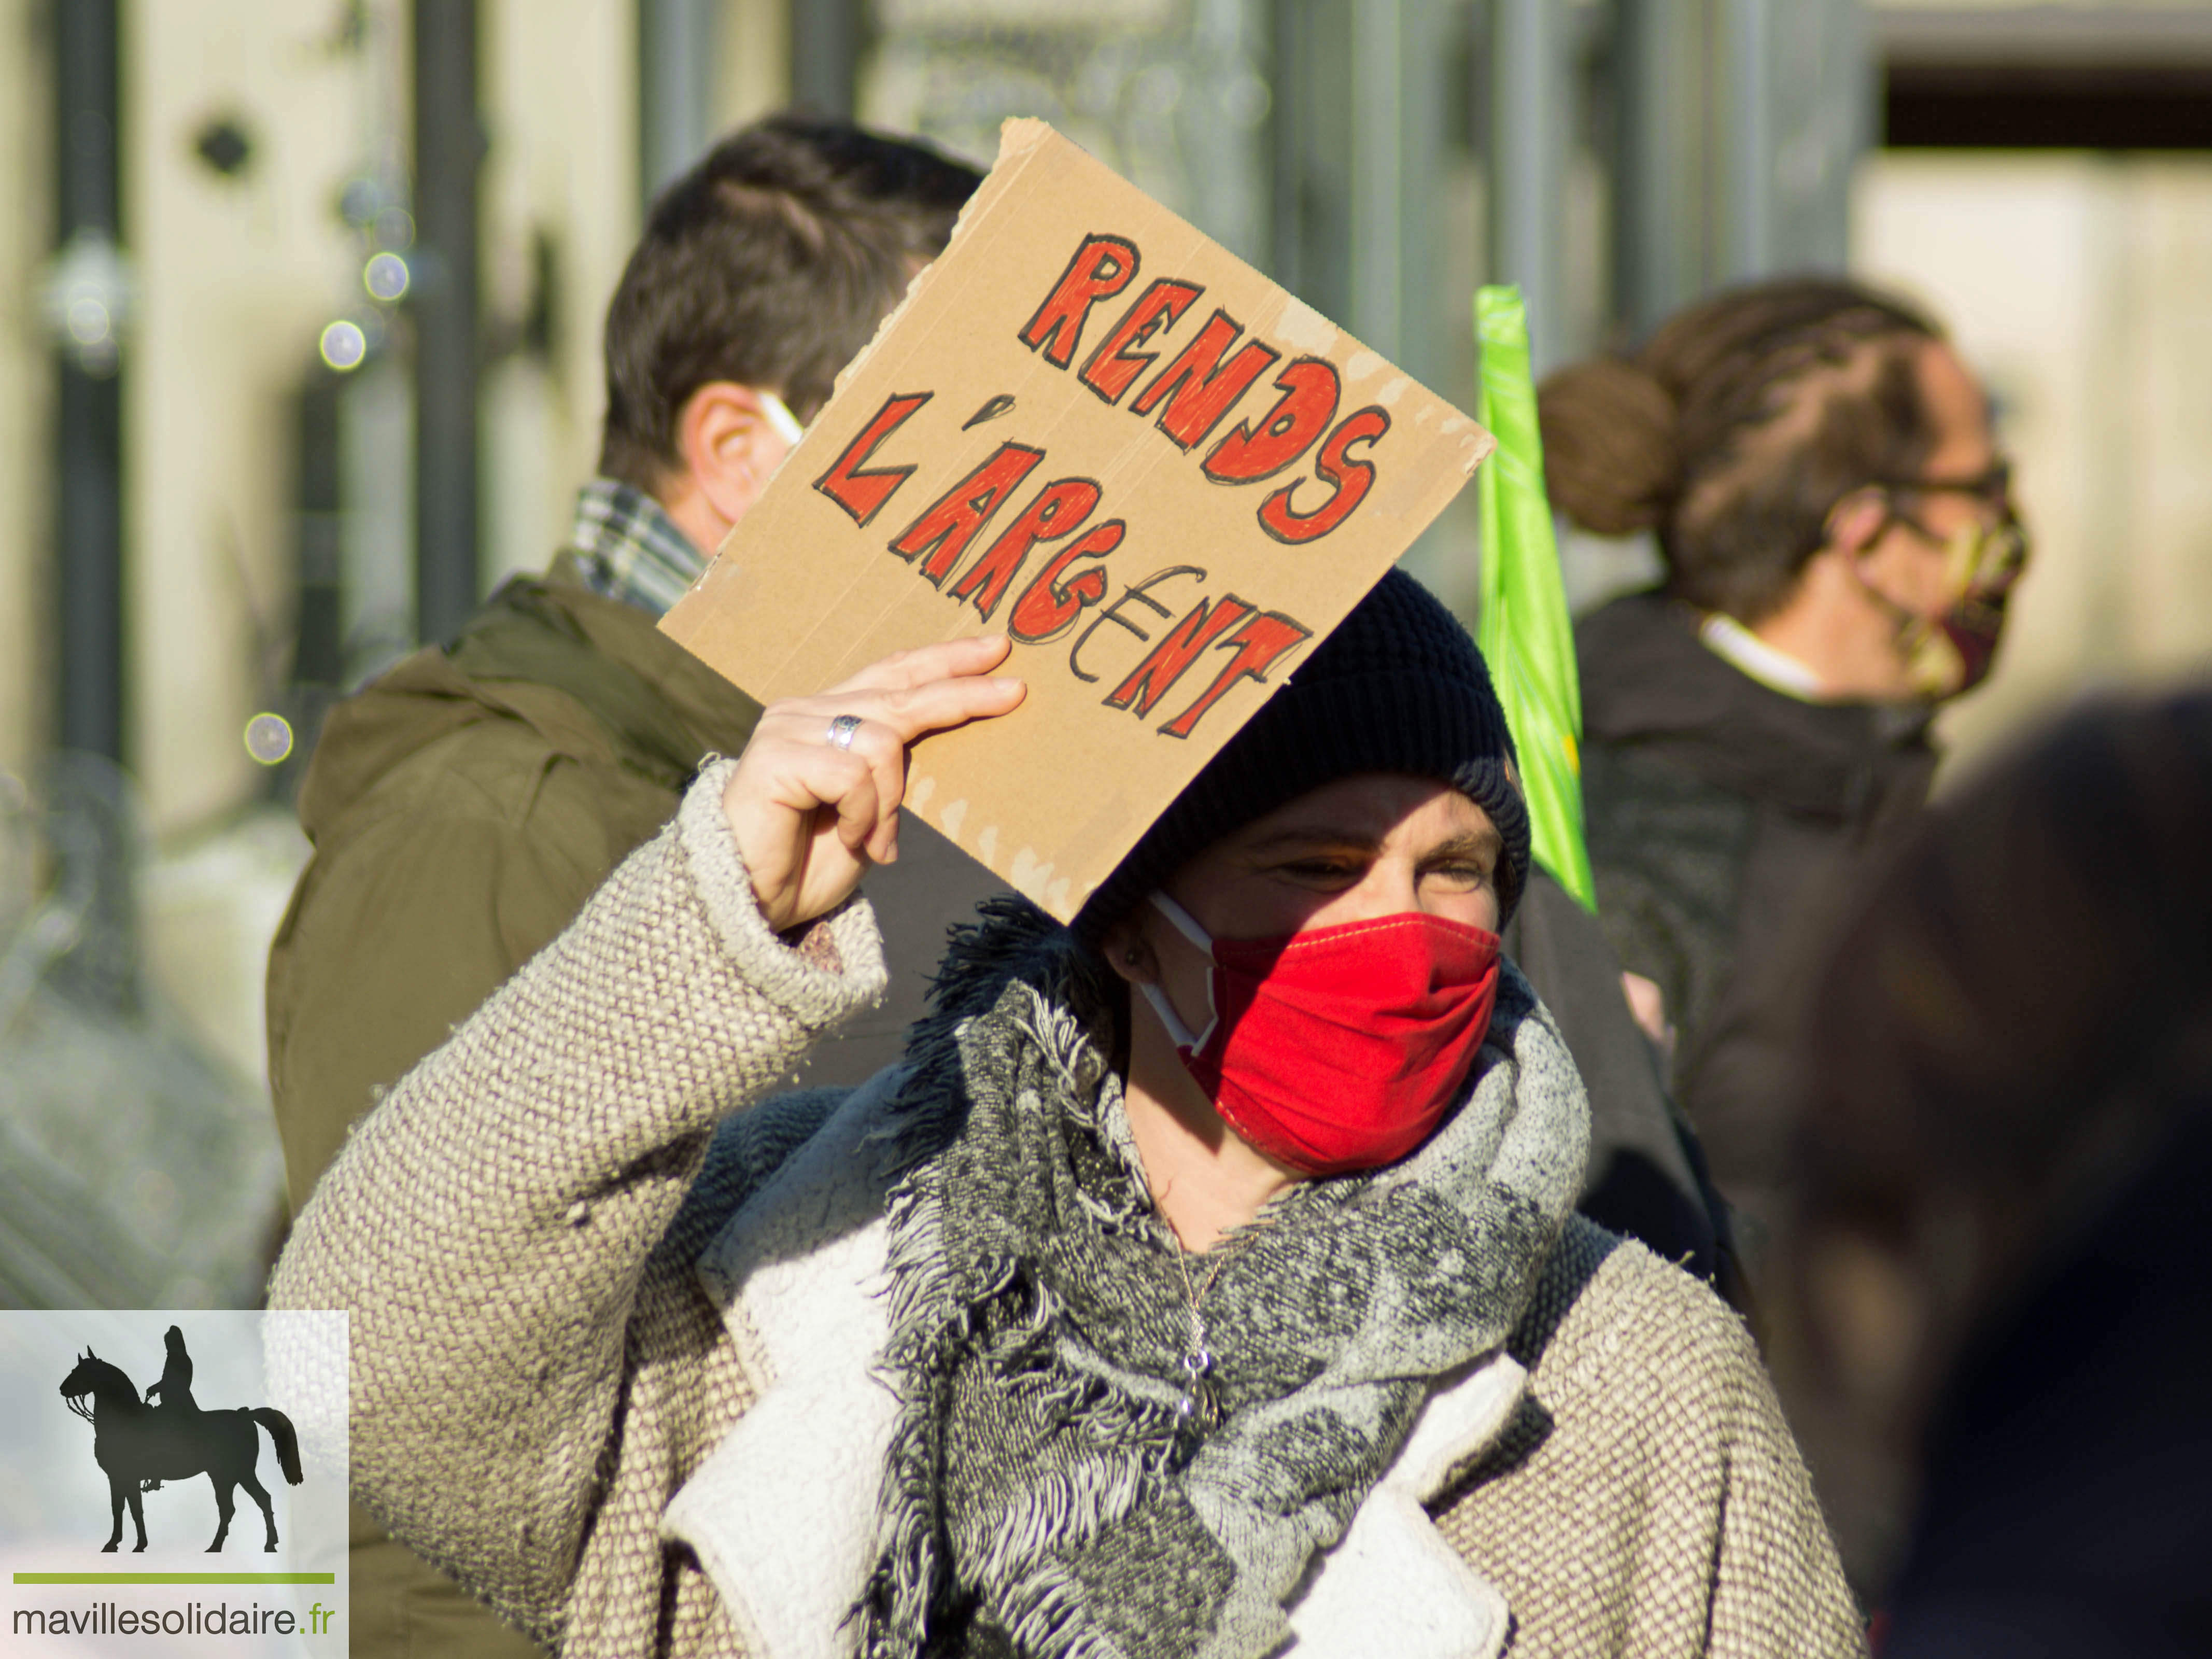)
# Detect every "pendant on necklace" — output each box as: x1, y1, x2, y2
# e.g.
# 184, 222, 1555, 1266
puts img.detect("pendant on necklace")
1169, 1244, 1237, 1454
1175, 1322, 1221, 1434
